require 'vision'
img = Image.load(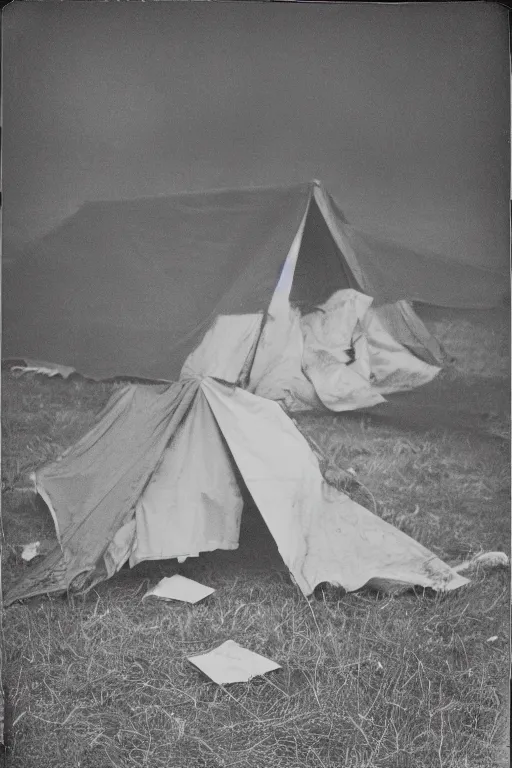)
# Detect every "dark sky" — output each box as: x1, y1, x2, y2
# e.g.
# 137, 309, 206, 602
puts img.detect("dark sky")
2, 1, 510, 270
